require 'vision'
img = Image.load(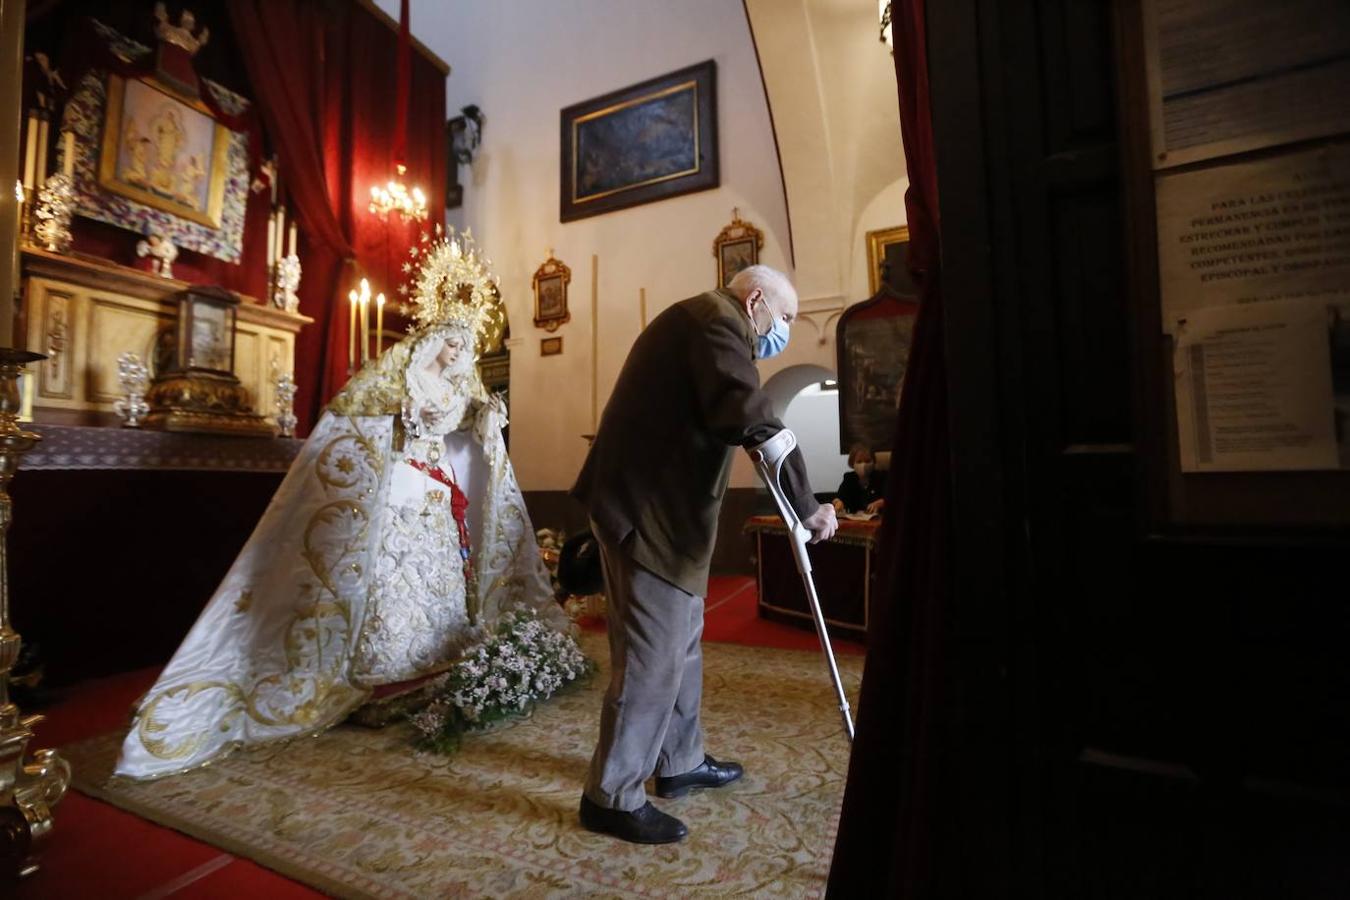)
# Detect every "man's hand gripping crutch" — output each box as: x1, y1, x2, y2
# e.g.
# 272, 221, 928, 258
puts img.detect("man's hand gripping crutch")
747, 429, 856, 742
